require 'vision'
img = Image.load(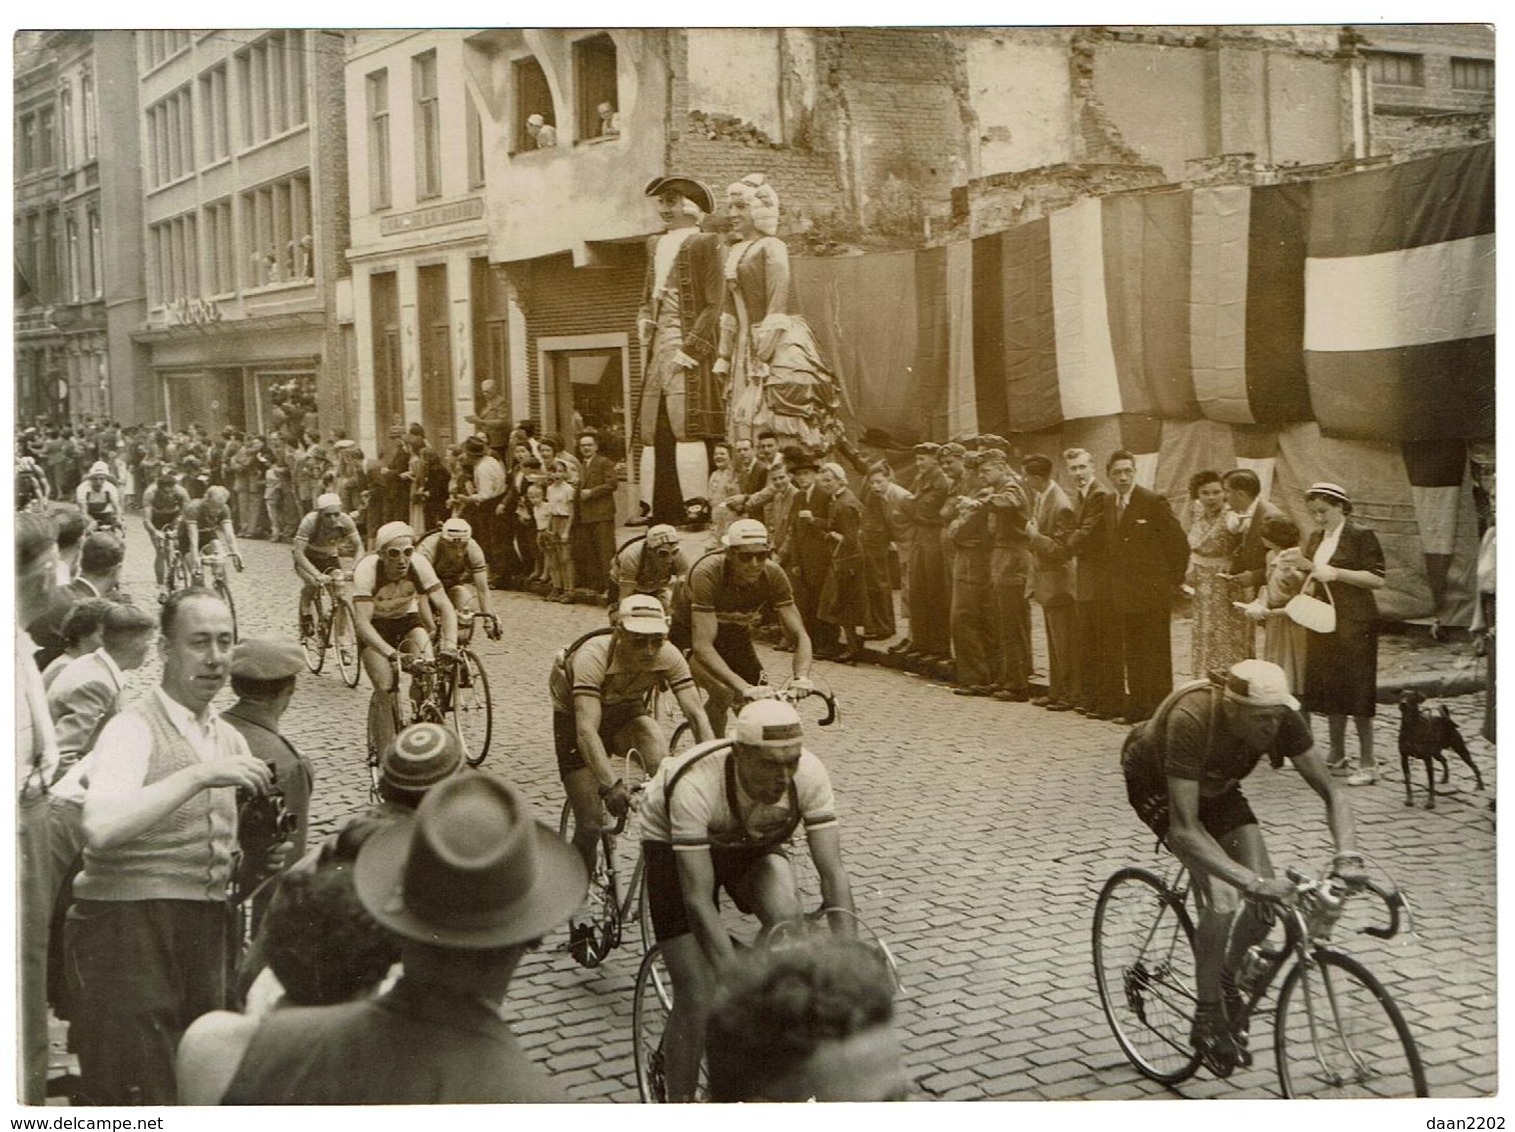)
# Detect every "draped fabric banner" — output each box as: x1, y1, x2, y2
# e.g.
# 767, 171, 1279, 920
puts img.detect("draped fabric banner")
995, 219, 1060, 433
1304, 142, 1496, 442
1190, 185, 1253, 422
943, 241, 978, 441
